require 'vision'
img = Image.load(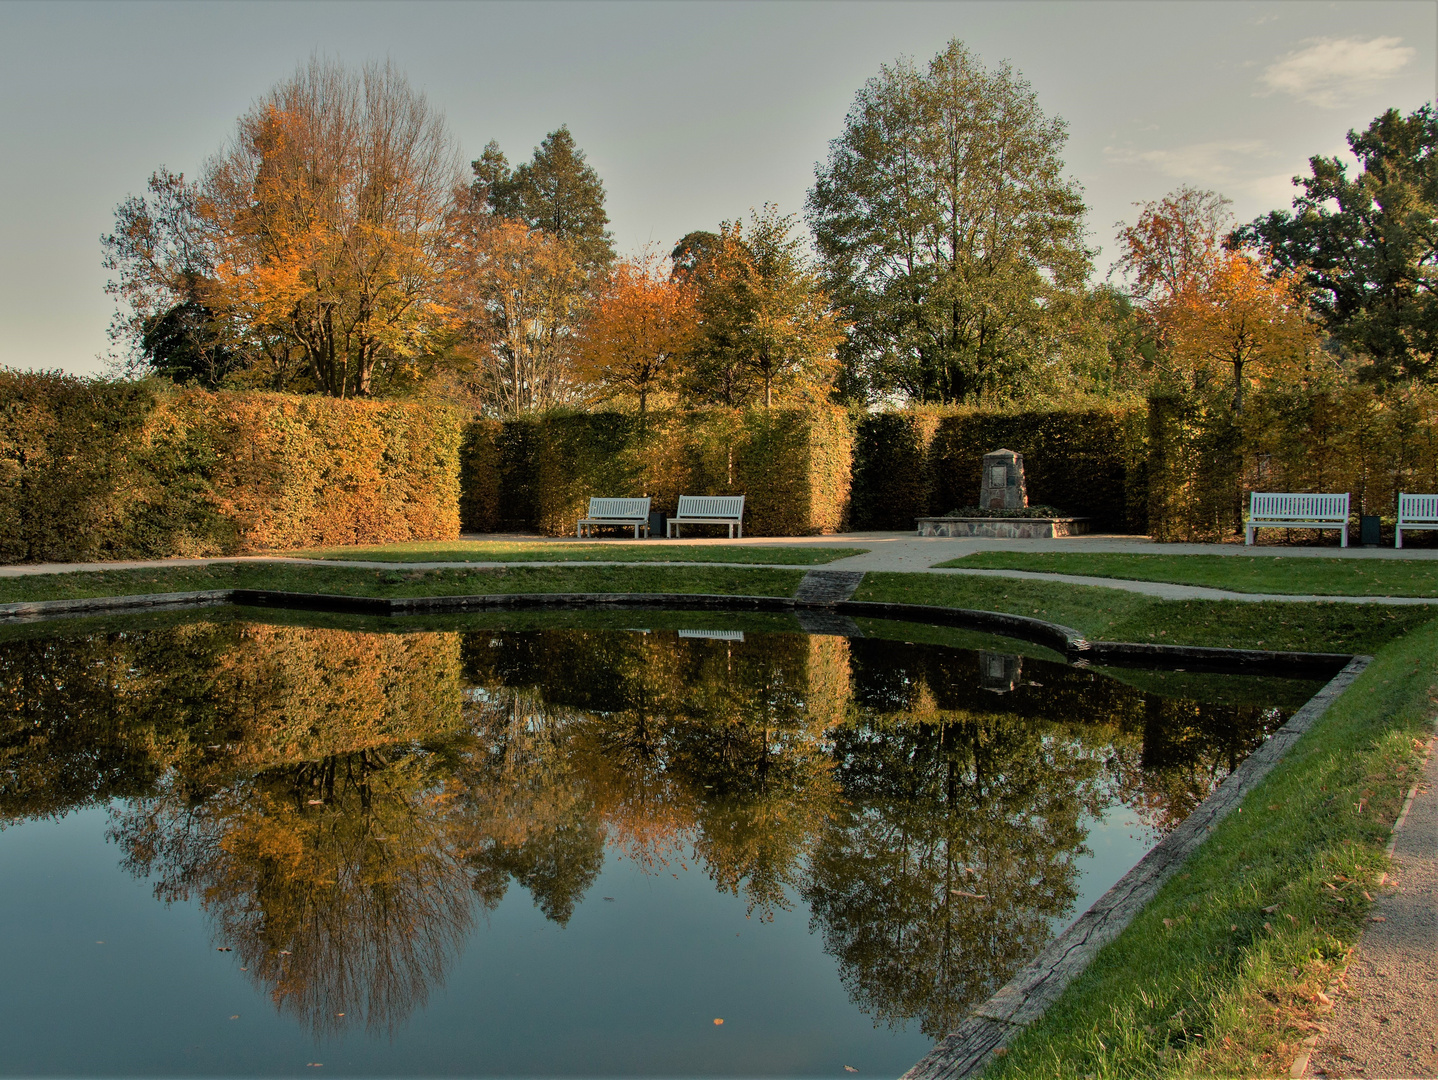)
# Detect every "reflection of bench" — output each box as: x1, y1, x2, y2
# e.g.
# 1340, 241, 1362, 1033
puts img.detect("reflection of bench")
577, 497, 651, 539
668, 495, 746, 539
1397, 492, 1438, 549
1245, 492, 1350, 547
